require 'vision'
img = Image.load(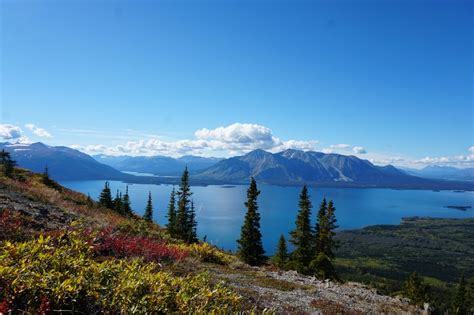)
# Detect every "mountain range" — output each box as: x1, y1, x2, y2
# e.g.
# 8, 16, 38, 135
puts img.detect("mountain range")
195, 149, 473, 189
94, 154, 223, 176
0, 142, 130, 181
1, 142, 473, 190
402, 166, 474, 182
